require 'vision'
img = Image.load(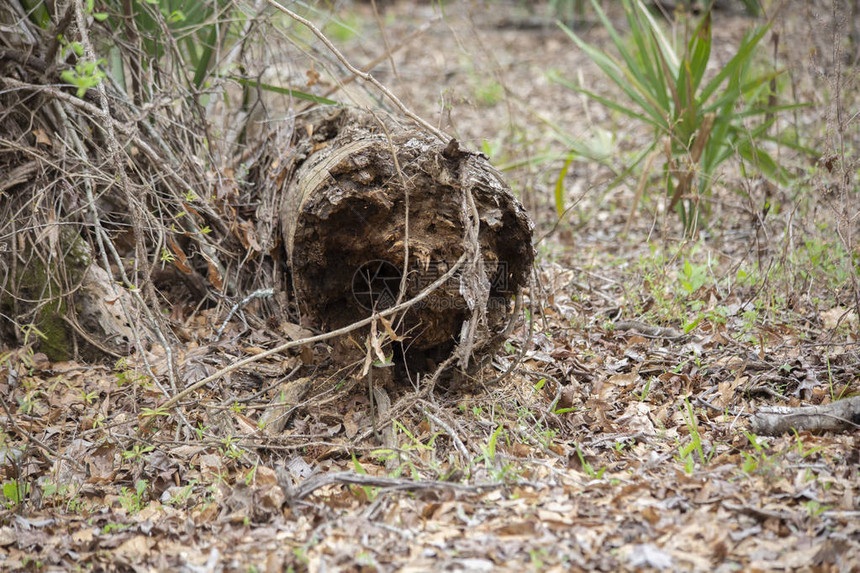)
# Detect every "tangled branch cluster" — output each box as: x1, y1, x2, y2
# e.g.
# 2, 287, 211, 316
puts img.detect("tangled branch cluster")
0, 0, 290, 377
